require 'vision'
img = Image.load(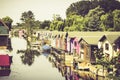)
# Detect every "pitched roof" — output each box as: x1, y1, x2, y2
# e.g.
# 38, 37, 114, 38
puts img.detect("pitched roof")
79, 36, 101, 45
70, 37, 75, 42
0, 19, 9, 35
99, 35, 120, 44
